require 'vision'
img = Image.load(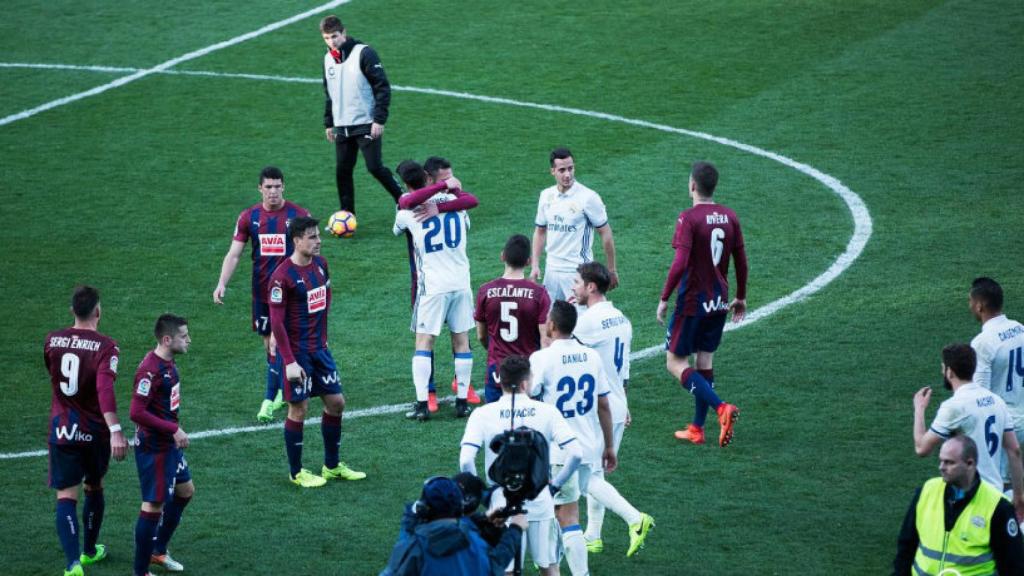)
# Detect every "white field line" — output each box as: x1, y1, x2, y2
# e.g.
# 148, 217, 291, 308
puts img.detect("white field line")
0, 63, 872, 459
0, 0, 350, 127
